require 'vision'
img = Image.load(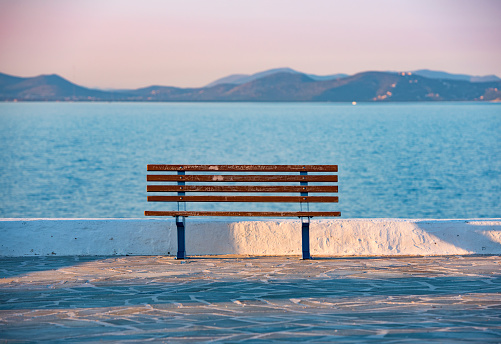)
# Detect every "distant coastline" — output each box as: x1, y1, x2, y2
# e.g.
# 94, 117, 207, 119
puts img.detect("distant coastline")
1, 68, 500, 102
